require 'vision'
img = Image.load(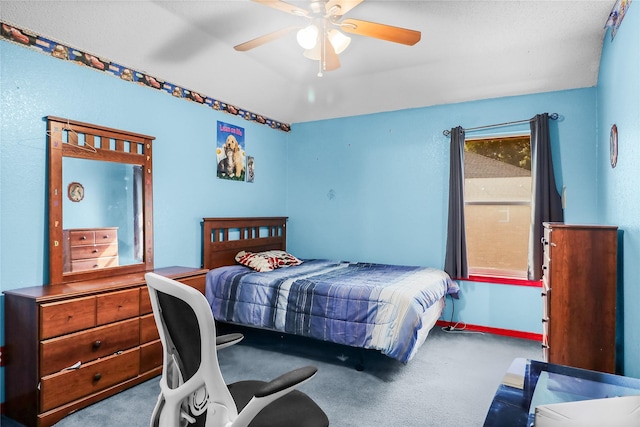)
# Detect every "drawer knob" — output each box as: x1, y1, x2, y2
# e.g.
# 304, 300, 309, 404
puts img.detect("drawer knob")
103, 234, 109, 239
80, 235, 87, 240
93, 373, 102, 382
93, 340, 102, 349
92, 249, 99, 253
